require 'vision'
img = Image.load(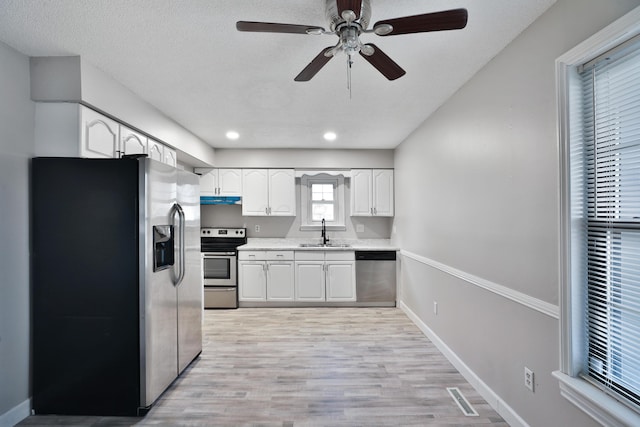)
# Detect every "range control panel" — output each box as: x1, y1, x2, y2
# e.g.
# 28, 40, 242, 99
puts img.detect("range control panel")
200, 227, 246, 238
